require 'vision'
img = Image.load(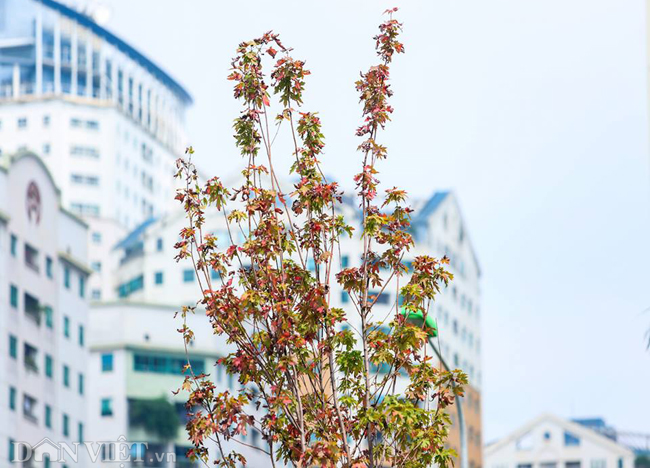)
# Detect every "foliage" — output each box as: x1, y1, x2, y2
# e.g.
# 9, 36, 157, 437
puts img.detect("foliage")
129, 398, 180, 441
175, 9, 466, 468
